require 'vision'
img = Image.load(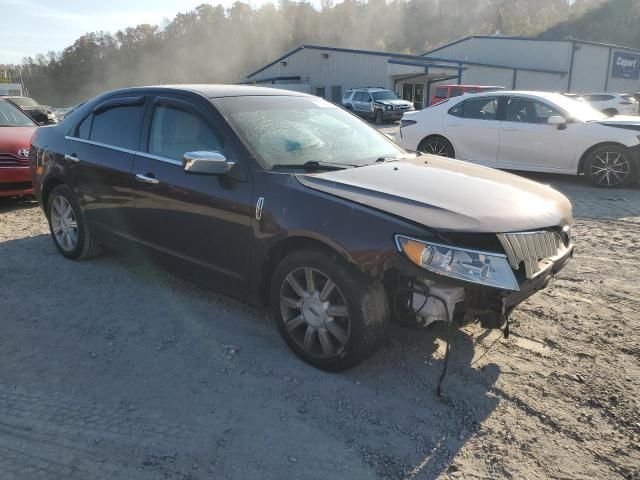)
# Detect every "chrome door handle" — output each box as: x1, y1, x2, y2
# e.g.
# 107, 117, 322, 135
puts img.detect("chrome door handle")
135, 173, 159, 185
64, 154, 79, 163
